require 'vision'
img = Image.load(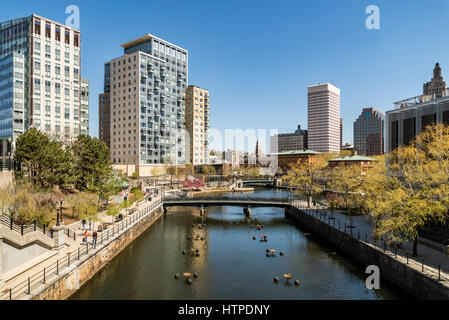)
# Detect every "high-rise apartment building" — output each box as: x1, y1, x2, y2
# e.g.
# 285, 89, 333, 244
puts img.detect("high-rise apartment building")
101, 34, 188, 174
270, 125, 308, 153
80, 78, 89, 135
185, 85, 209, 165
354, 108, 384, 155
0, 14, 85, 160
307, 83, 341, 153
99, 92, 111, 148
